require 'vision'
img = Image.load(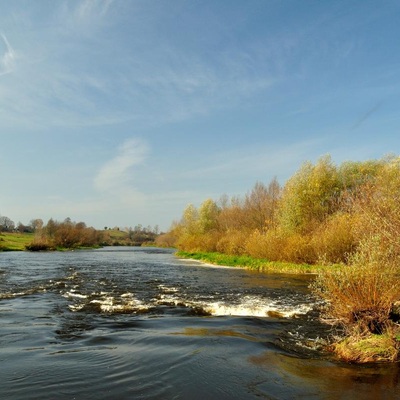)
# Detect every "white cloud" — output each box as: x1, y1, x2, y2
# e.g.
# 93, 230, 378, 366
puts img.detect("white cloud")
94, 138, 148, 192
